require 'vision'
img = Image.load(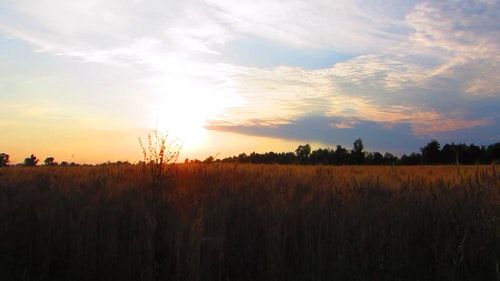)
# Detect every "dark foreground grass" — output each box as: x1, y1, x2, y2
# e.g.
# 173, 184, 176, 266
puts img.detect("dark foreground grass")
0, 164, 498, 281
